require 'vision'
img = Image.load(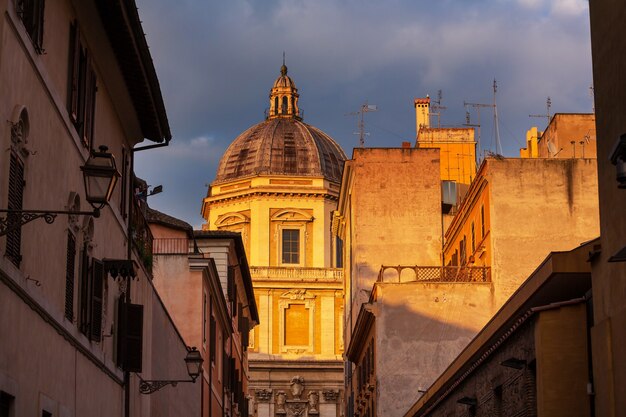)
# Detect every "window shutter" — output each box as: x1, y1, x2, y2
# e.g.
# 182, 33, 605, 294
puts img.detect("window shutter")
89, 258, 104, 341
242, 318, 249, 350
116, 300, 143, 372
6, 152, 24, 267
223, 349, 230, 389
83, 62, 97, 148
79, 246, 90, 334
230, 357, 236, 393
64, 232, 76, 321
67, 21, 80, 123
210, 315, 216, 363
